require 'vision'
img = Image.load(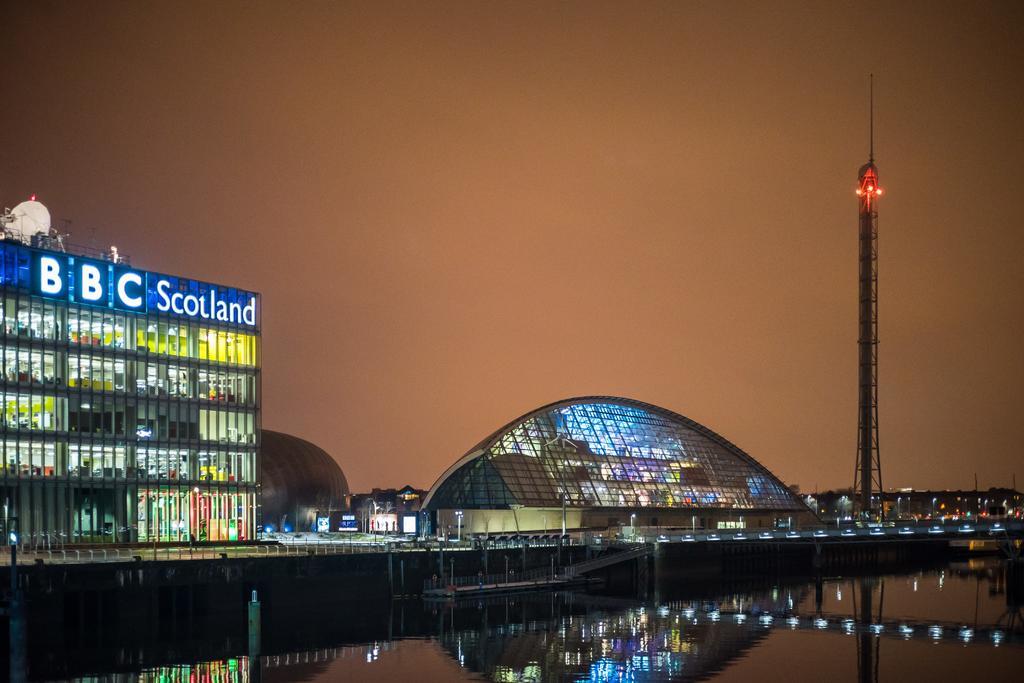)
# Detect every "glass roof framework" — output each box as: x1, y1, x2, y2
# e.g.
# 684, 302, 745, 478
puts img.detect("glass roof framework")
426, 399, 805, 512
